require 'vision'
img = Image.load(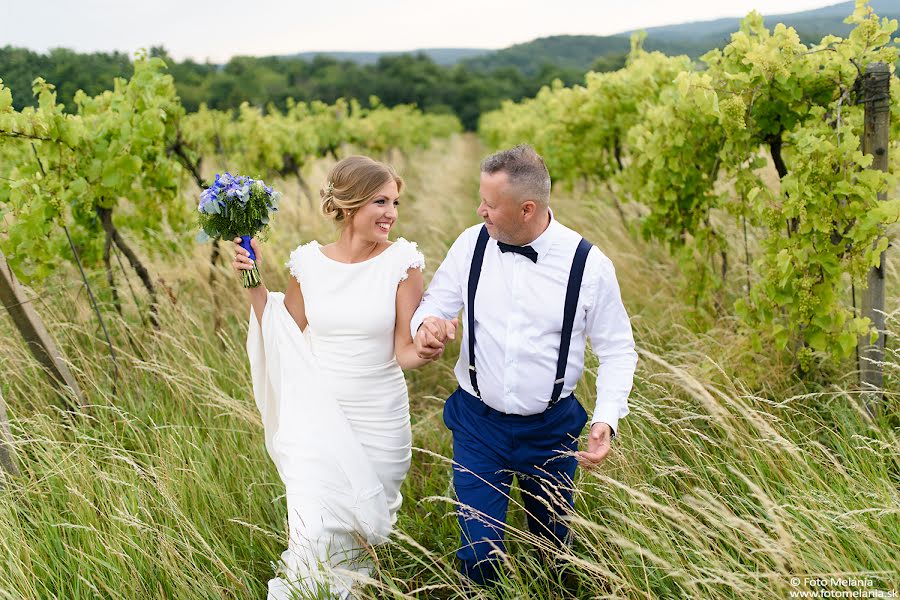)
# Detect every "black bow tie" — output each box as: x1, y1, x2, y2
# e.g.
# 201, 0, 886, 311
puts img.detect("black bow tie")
497, 241, 538, 263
